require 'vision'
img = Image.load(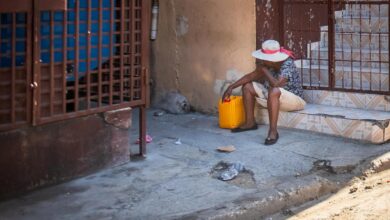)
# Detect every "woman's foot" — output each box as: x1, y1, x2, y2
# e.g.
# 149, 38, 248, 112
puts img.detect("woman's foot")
231, 123, 258, 133
264, 131, 279, 145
